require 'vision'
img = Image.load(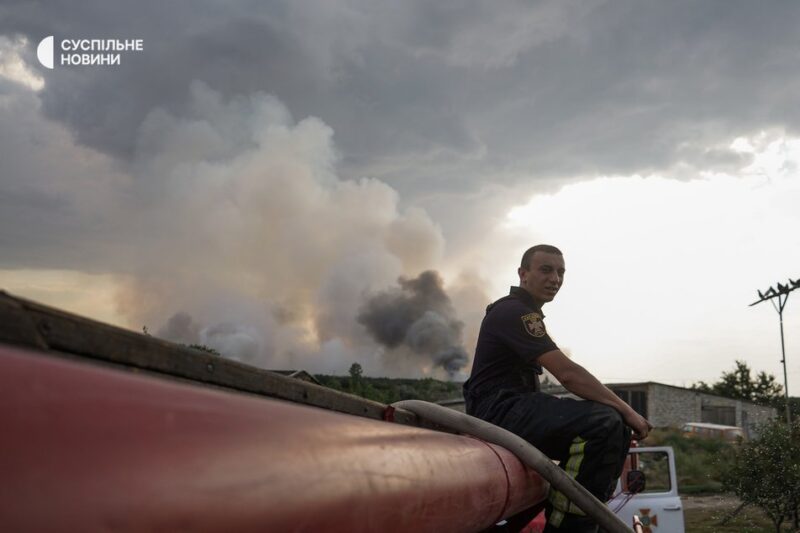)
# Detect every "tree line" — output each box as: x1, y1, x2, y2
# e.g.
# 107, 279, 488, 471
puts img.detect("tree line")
692, 359, 786, 409
314, 363, 463, 404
